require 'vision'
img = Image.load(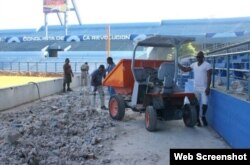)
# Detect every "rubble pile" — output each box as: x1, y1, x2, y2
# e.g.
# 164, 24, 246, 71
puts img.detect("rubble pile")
0, 91, 117, 165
